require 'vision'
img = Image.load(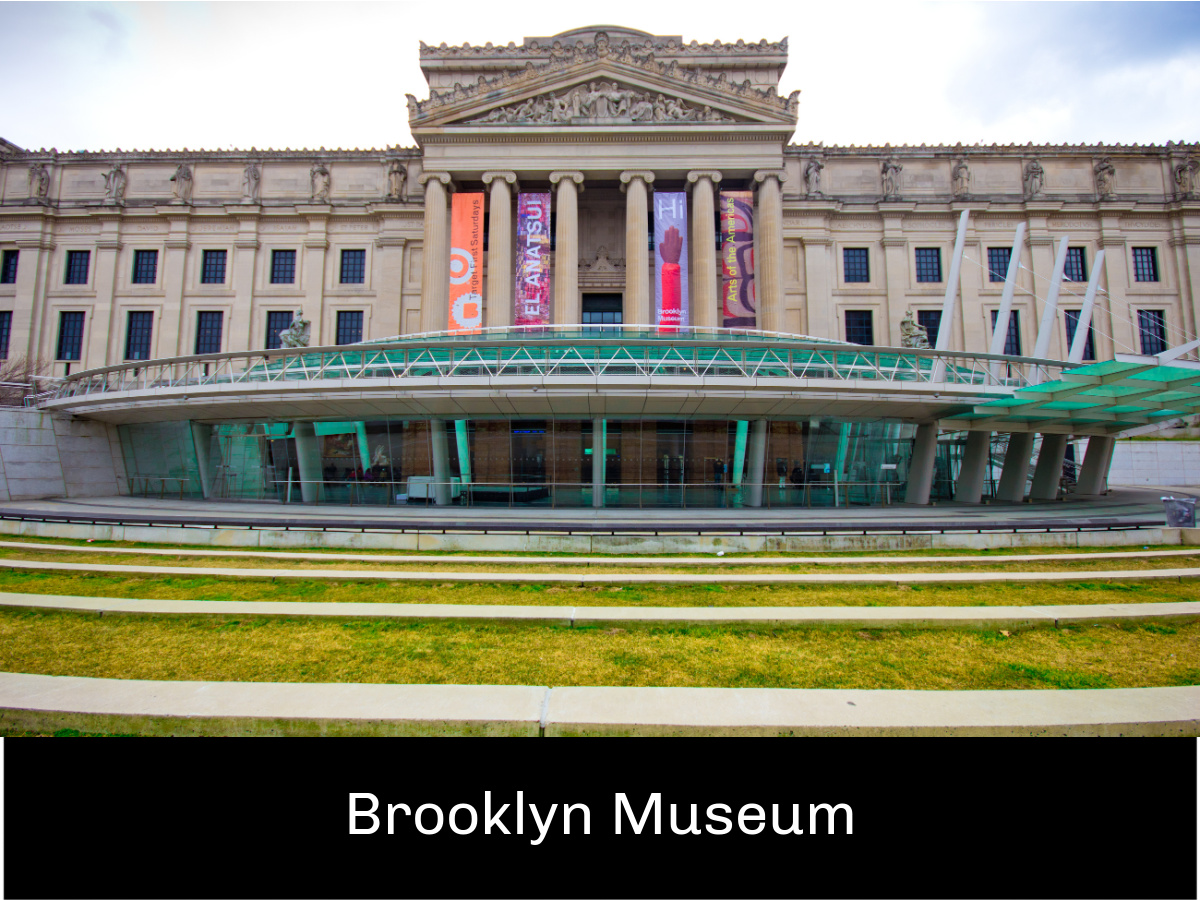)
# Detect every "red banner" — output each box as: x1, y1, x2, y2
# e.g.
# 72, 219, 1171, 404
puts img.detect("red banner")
449, 192, 484, 333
